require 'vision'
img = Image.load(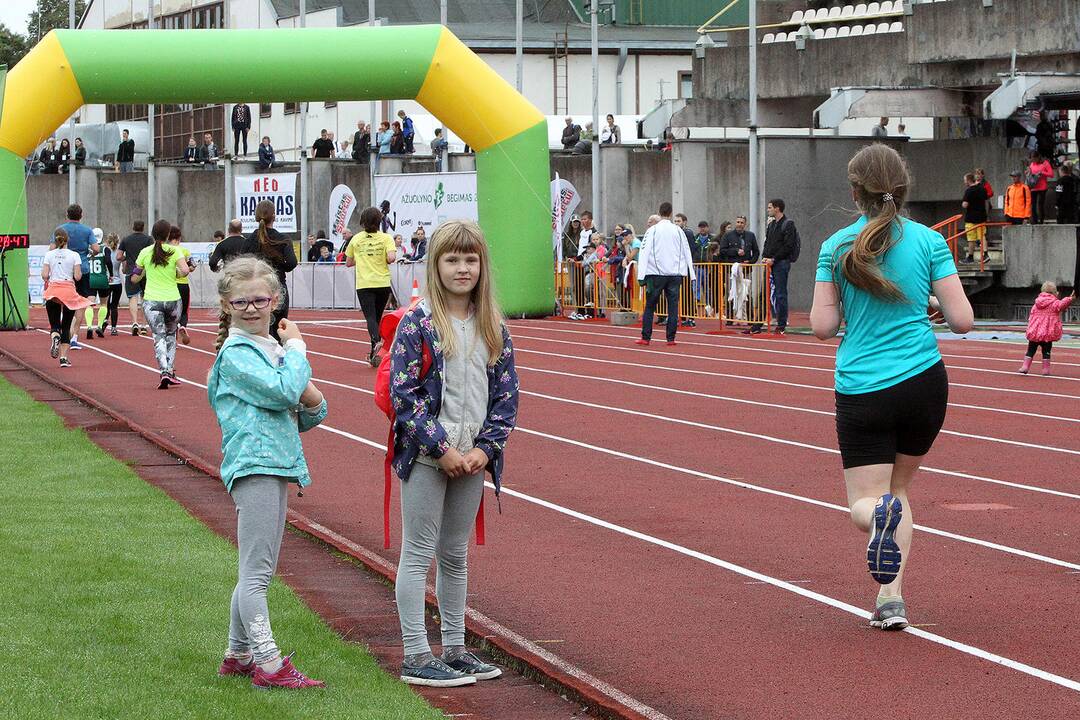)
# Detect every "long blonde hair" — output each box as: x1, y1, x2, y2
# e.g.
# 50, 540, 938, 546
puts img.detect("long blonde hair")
835, 144, 911, 302
214, 256, 283, 352
425, 220, 504, 365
